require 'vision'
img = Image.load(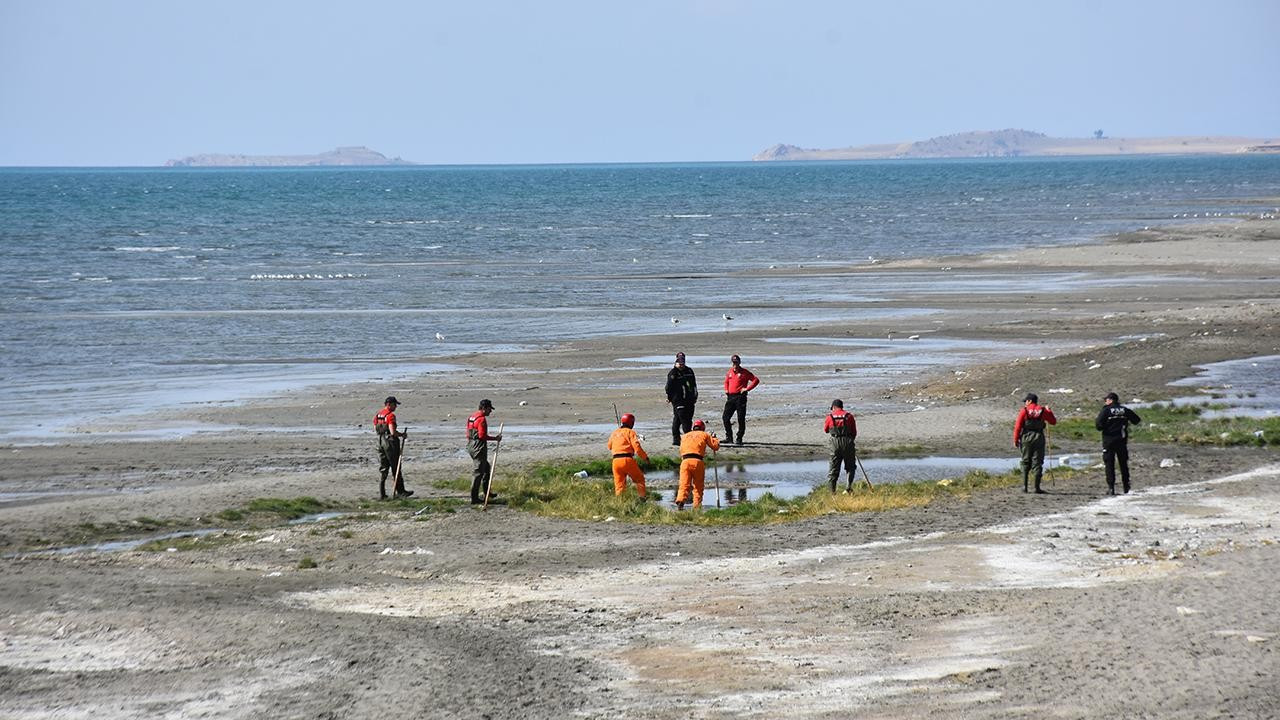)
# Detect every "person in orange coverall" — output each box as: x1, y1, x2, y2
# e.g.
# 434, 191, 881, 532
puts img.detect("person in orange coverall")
675, 419, 721, 509
606, 413, 649, 498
